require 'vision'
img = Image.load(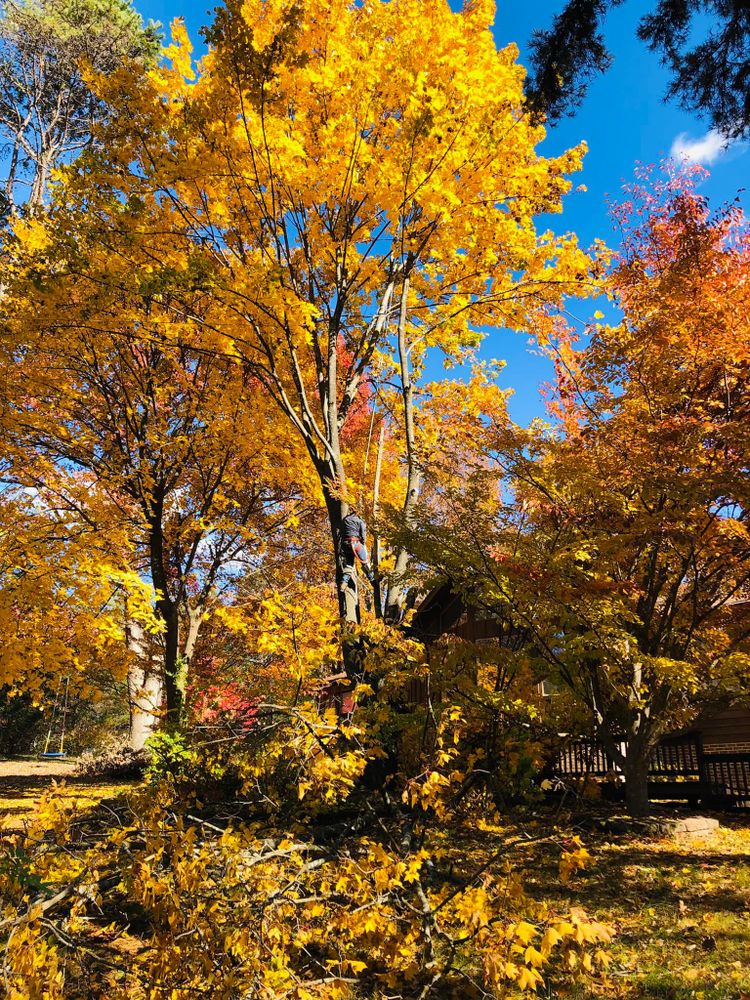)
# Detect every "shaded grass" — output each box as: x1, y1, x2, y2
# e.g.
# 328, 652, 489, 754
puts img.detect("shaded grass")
505, 811, 750, 999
